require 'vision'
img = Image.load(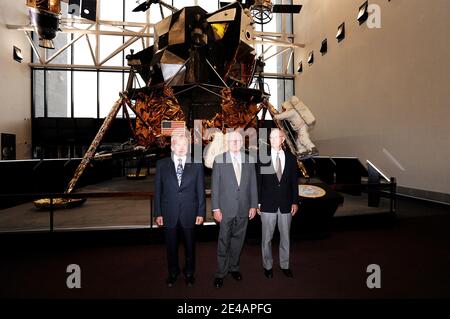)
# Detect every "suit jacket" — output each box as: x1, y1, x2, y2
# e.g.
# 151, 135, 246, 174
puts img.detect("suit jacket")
211, 151, 258, 218
257, 149, 299, 214
154, 156, 206, 228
